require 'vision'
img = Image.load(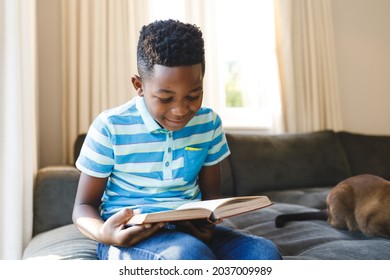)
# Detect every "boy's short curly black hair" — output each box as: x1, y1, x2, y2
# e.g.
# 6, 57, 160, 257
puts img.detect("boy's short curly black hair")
137, 19, 205, 79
